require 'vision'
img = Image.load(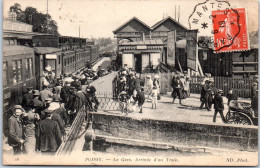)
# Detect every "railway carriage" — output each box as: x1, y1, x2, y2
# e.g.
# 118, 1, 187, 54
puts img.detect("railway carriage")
75, 48, 86, 70
3, 44, 36, 135
62, 50, 76, 75
89, 45, 99, 63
